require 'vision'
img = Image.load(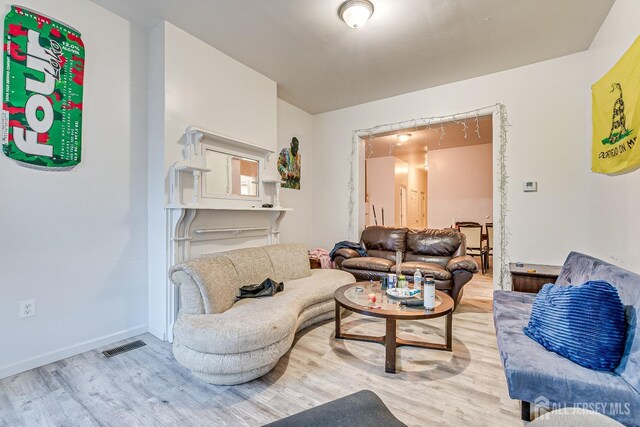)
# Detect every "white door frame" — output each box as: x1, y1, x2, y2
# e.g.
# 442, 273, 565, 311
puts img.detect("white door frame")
420, 191, 426, 228
348, 104, 510, 290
